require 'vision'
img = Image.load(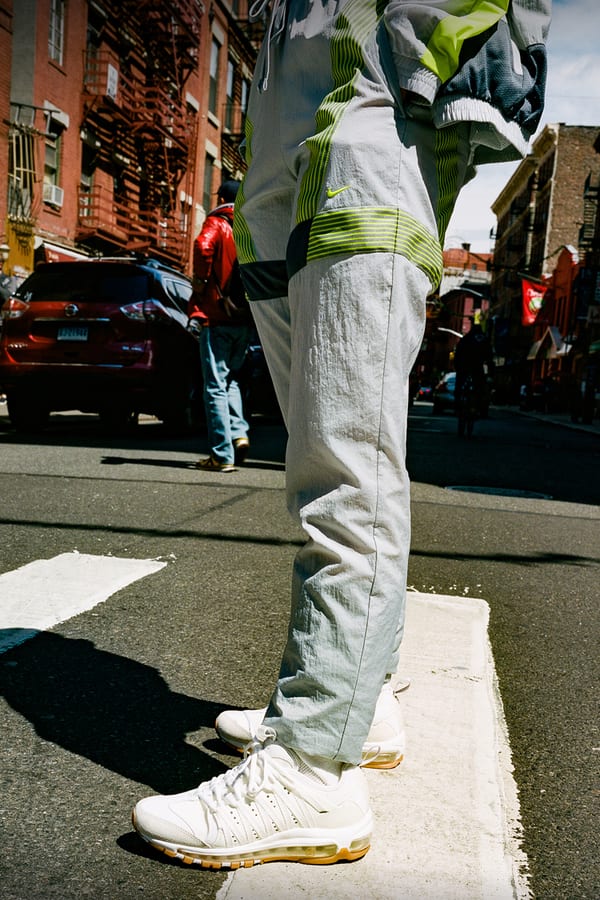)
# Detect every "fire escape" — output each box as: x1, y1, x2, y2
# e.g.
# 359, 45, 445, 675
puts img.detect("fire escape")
220, 14, 264, 177
78, 0, 203, 268
580, 172, 600, 257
